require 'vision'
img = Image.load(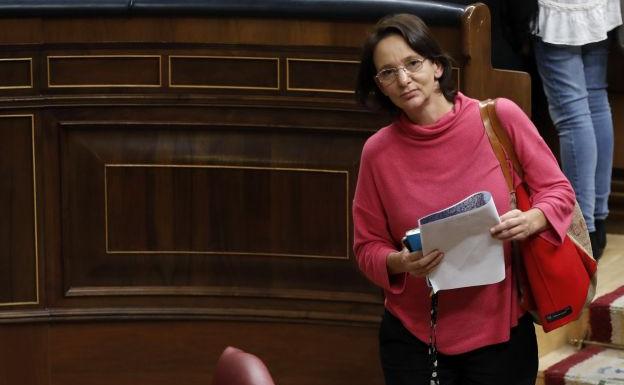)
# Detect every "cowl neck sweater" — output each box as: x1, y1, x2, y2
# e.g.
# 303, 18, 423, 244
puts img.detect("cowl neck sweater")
396, 94, 463, 140
353, 92, 575, 354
